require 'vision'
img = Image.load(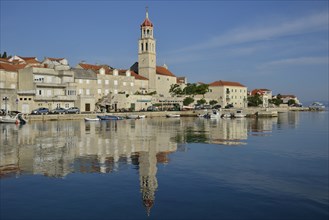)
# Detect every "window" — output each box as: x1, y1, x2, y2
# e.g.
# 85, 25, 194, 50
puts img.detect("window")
105, 80, 109, 85
98, 79, 102, 84
11, 84, 16, 89
24, 98, 27, 100
20, 98, 23, 100
105, 89, 109, 95
86, 80, 90, 84
79, 79, 83, 84
146, 43, 148, 51
130, 82, 134, 87
114, 80, 118, 86
38, 90, 42, 95
141, 43, 144, 51
114, 89, 118, 94
98, 89, 102, 94
86, 89, 90, 95
123, 82, 127, 86
79, 89, 83, 95
158, 77, 160, 80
